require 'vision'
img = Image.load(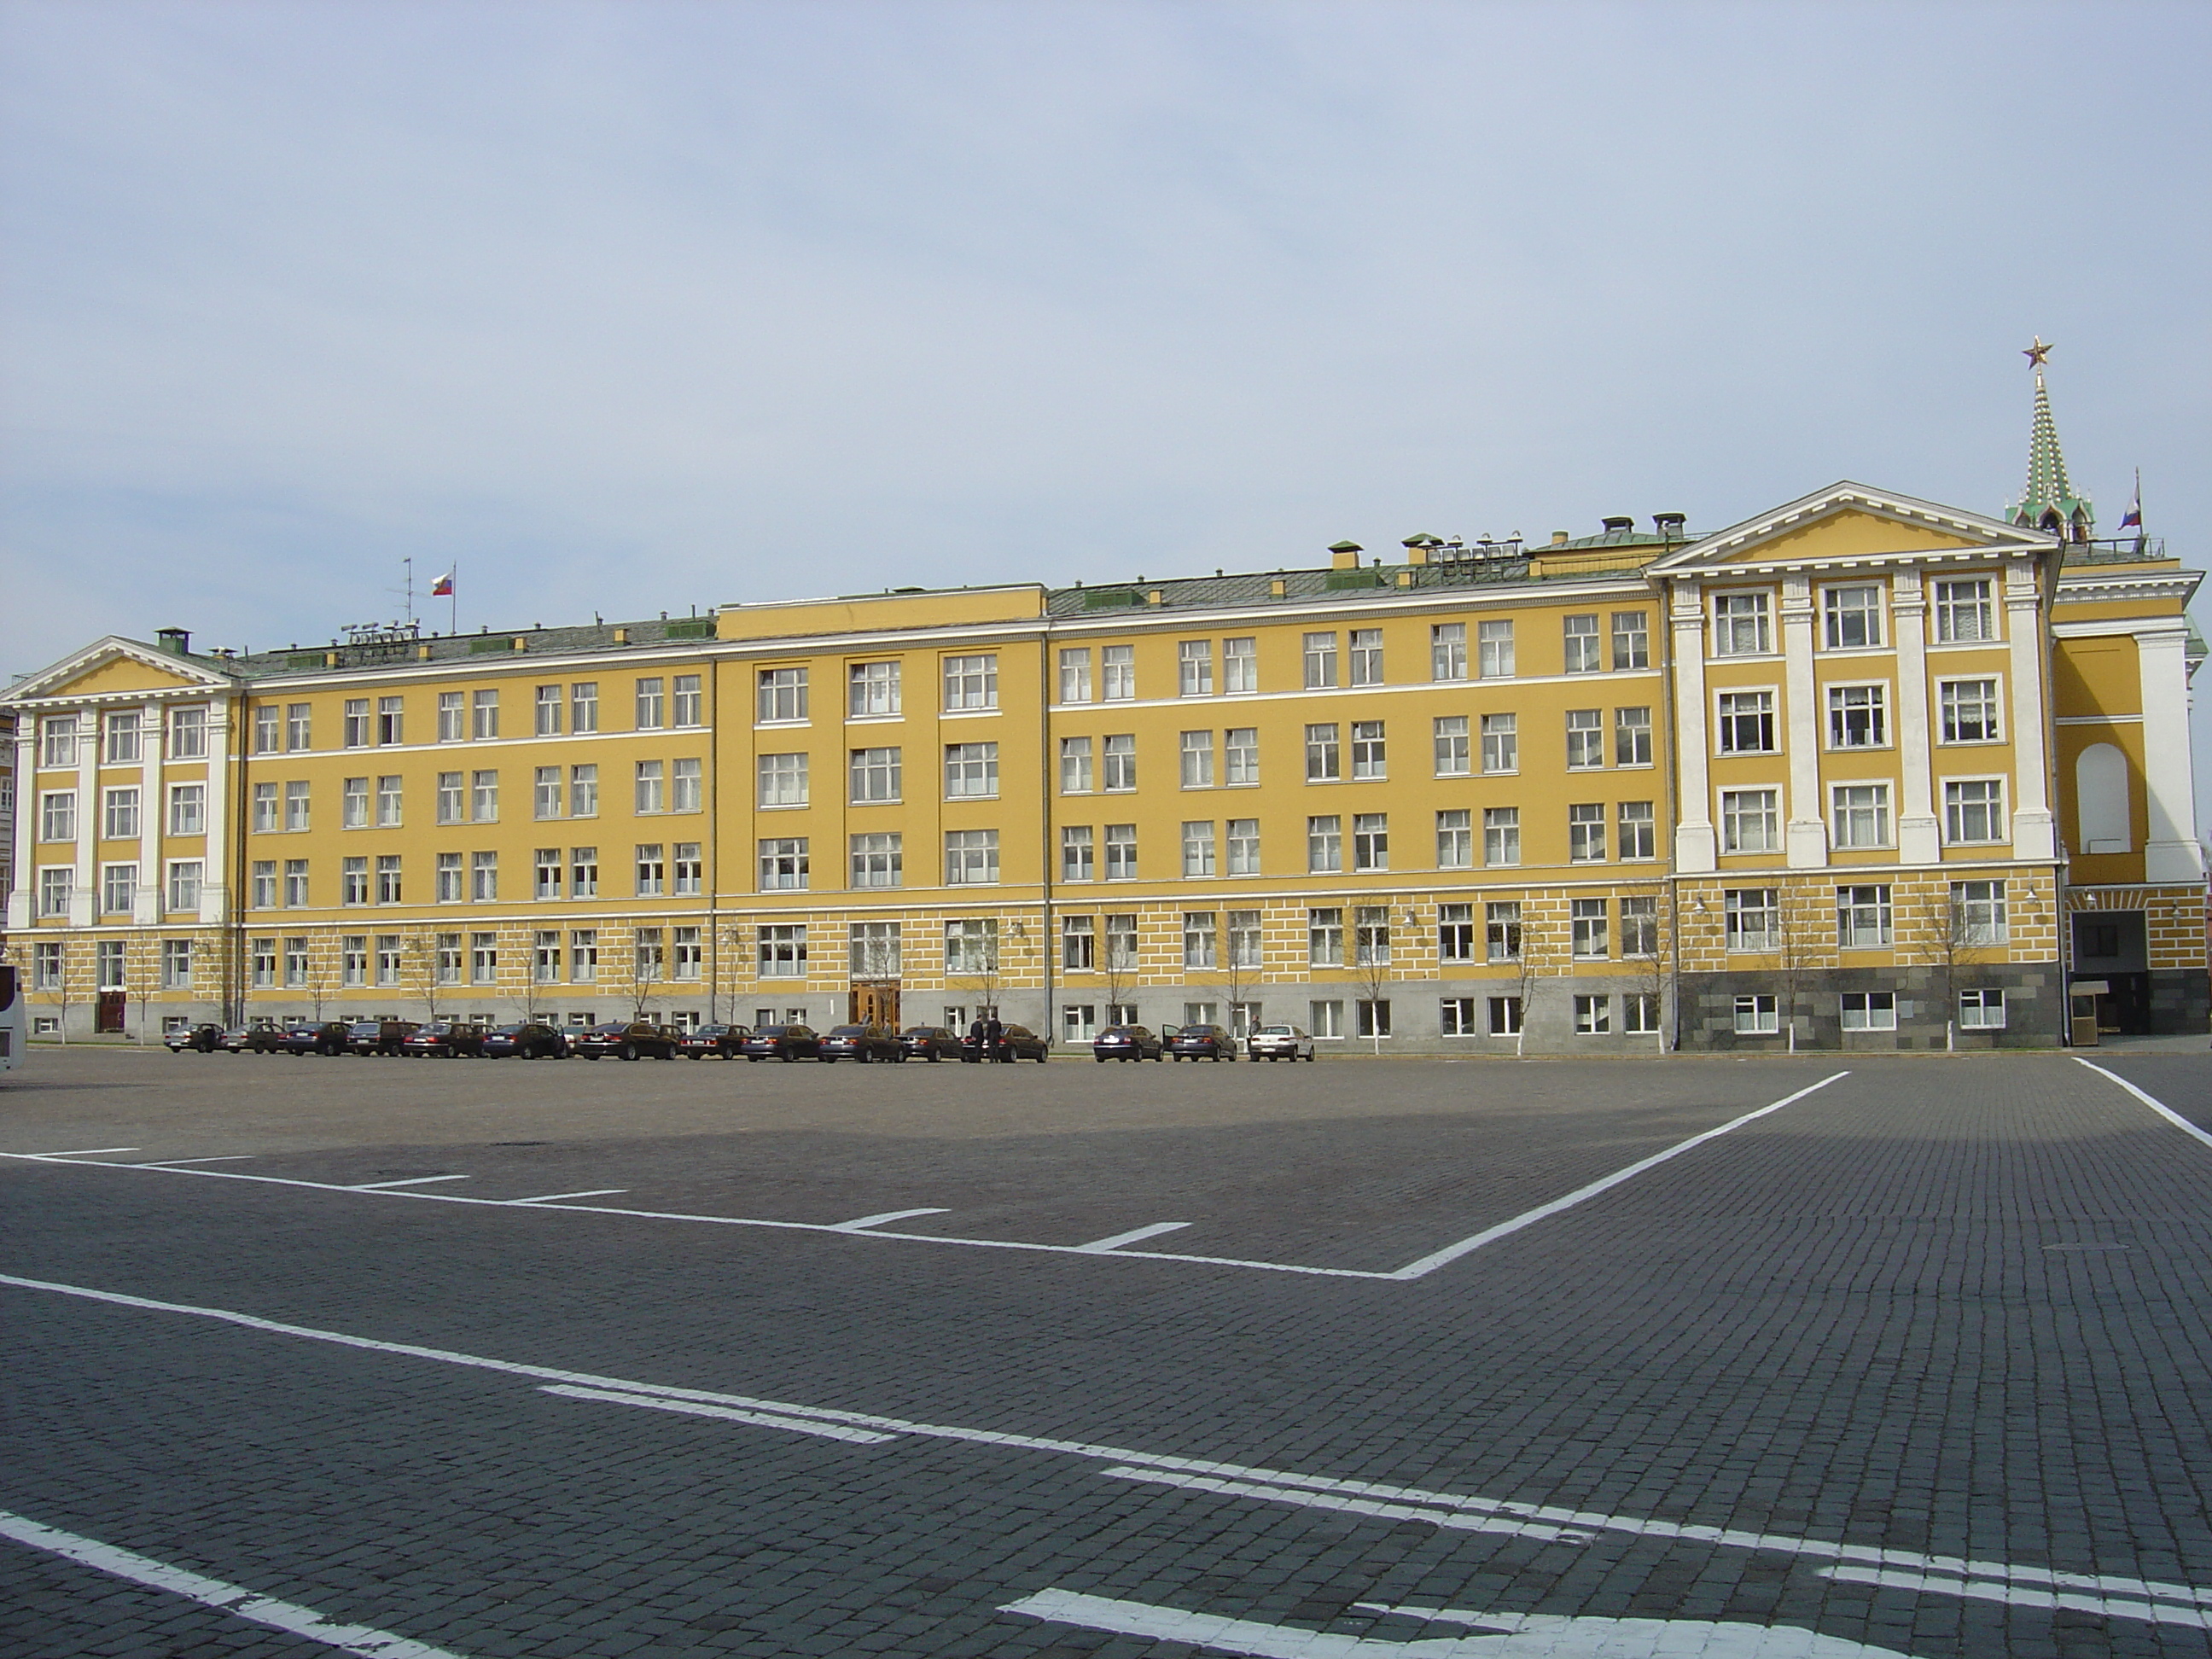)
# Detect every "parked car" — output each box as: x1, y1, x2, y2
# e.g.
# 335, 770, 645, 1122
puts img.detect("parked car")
282, 1021, 351, 1057
739, 1024, 820, 1062
1245, 1023, 1316, 1062
898, 1025, 963, 1062
1091, 1025, 1164, 1062
1168, 1023, 1238, 1062
346, 1019, 419, 1057
481, 1022, 570, 1059
399, 1022, 489, 1058
165, 1022, 224, 1053
675, 1023, 749, 1059
818, 1023, 904, 1063
959, 1022, 1050, 1063
218, 1022, 287, 1054
569, 1022, 679, 1061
